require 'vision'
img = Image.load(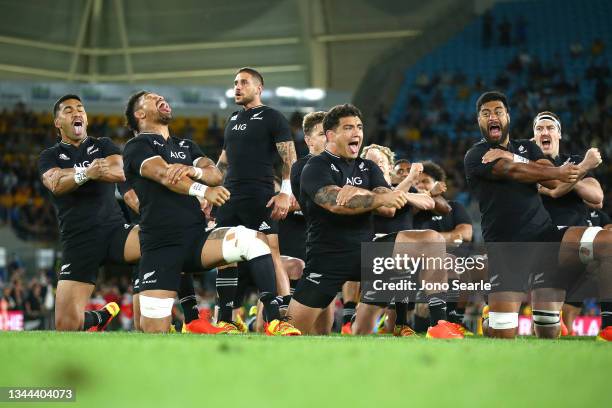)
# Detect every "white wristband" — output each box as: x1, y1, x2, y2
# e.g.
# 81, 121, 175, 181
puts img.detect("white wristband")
192, 166, 203, 180
74, 169, 89, 185
189, 182, 208, 198
280, 179, 292, 195
513, 154, 529, 163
